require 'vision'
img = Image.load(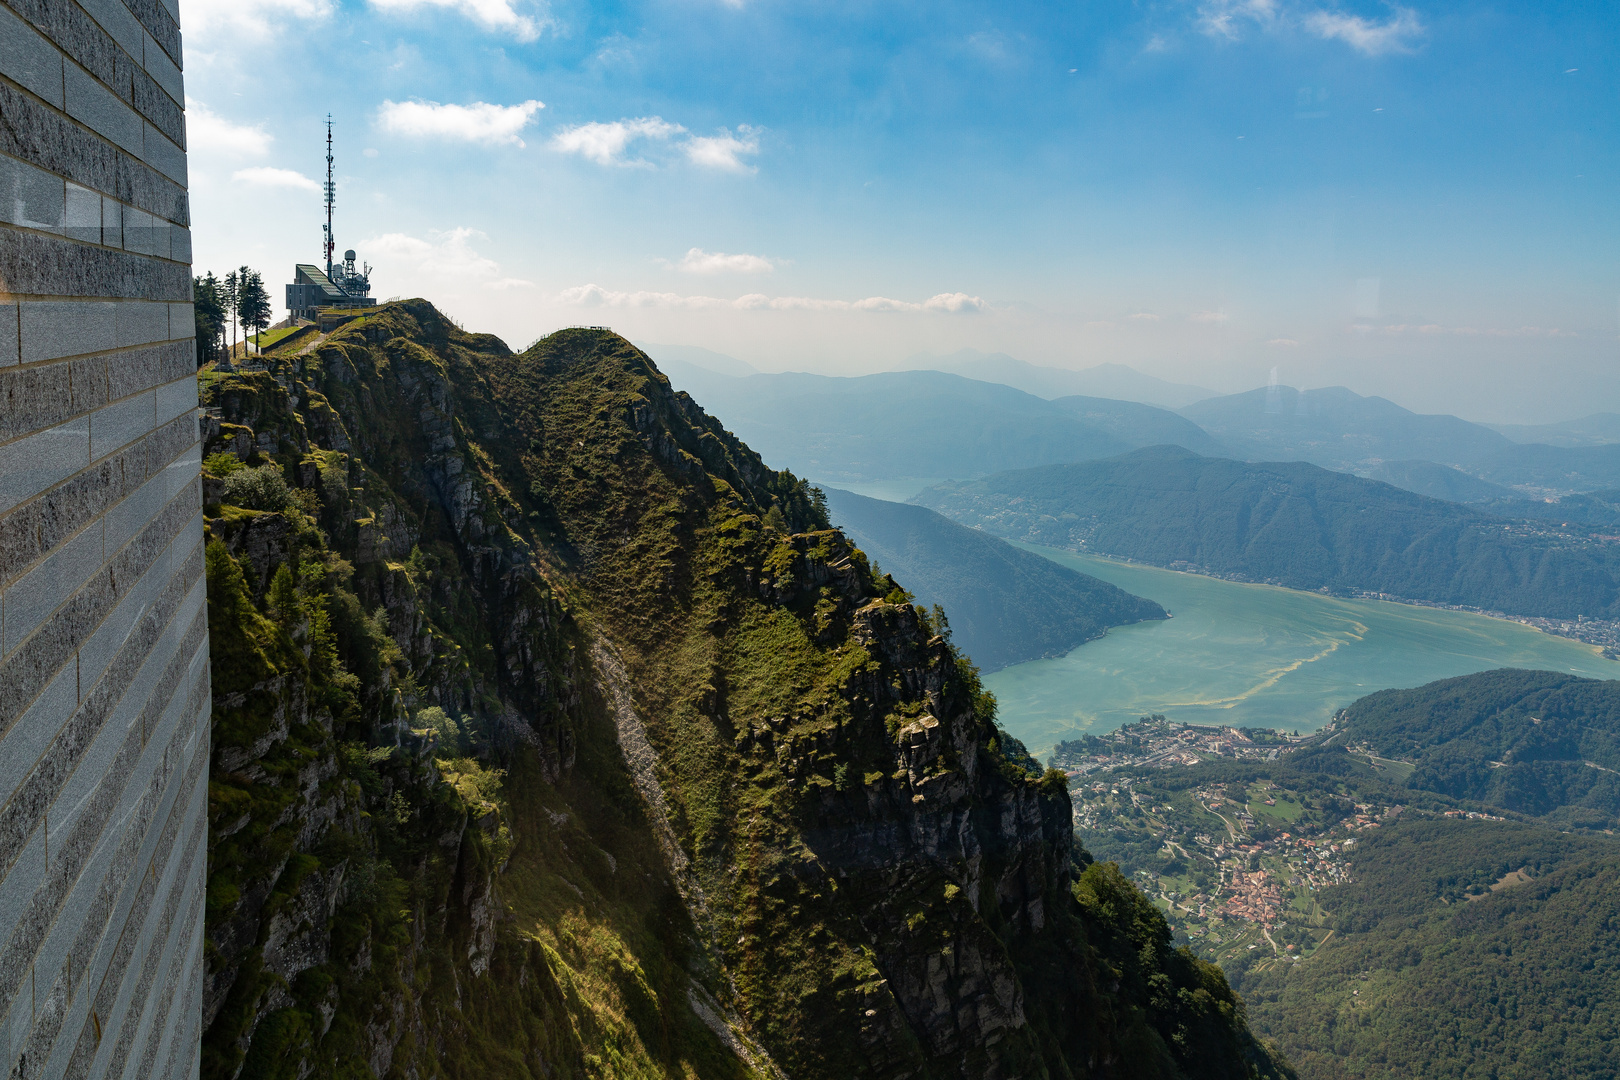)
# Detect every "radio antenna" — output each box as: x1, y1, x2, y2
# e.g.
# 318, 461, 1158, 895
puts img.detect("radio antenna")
323, 115, 335, 279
